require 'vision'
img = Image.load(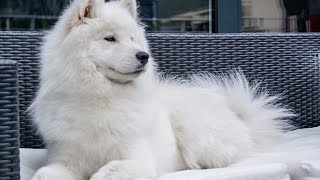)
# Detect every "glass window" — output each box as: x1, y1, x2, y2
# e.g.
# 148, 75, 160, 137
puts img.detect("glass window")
0, 0, 212, 32
1, 0, 319, 33
0, 0, 66, 31
146, 0, 210, 32
242, 0, 288, 32
309, 0, 320, 15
